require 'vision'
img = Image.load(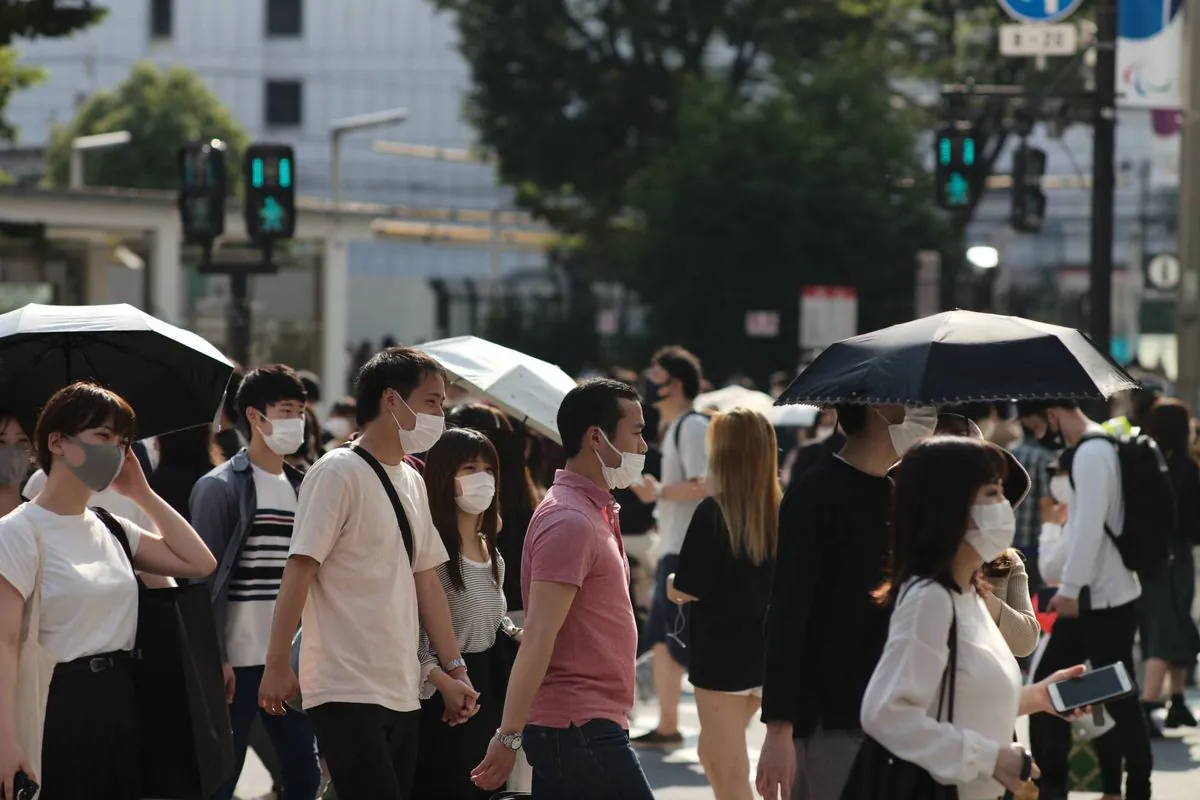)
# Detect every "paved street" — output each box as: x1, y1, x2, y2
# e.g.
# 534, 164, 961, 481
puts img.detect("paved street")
236, 688, 1200, 798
